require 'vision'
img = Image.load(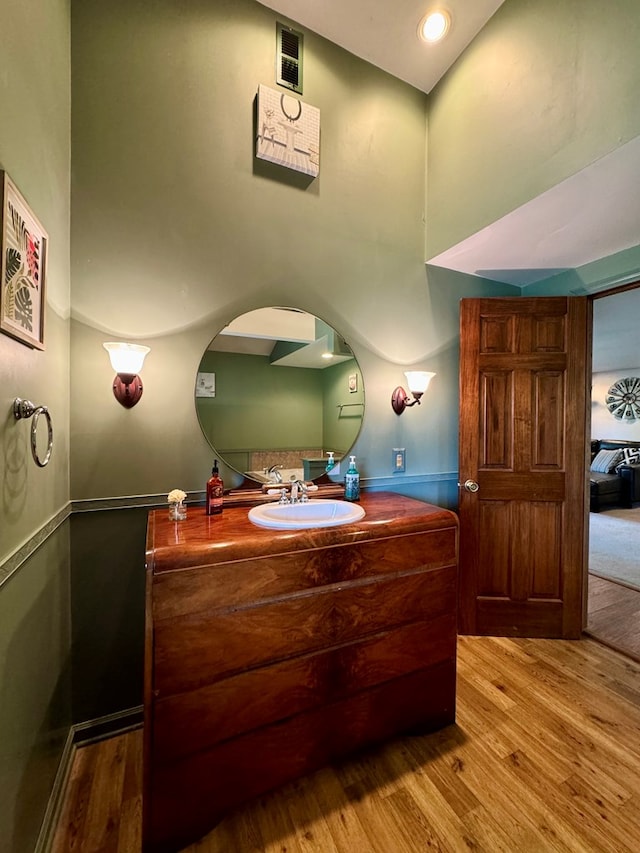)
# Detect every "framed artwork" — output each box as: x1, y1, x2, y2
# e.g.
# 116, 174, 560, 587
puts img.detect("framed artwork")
196, 372, 216, 398
256, 84, 320, 177
348, 373, 358, 393
1, 172, 48, 349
